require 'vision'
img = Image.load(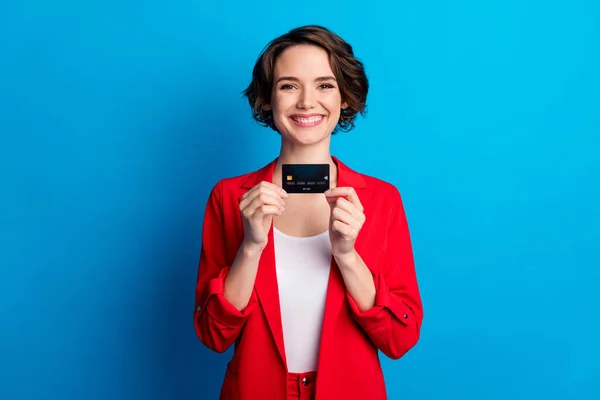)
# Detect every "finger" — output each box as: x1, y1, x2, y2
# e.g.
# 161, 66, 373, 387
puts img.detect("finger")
333, 197, 355, 213
325, 187, 363, 212
242, 181, 287, 201
253, 204, 282, 220
242, 197, 282, 220
241, 183, 282, 203
331, 207, 360, 228
333, 198, 366, 224
331, 220, 356, 240
247, 192, 285, 216
241, 186, 285, 210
